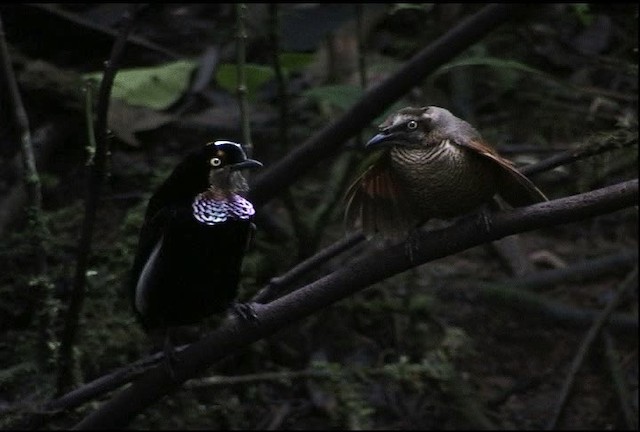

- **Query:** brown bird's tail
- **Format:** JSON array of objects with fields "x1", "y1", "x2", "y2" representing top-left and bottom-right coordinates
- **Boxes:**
[
  {"x1": 462, "y1": 138, "x2": 548, "y2": 207},
  {"x1": 496, "y1": 166, "x2": 548, "y2": 207}
]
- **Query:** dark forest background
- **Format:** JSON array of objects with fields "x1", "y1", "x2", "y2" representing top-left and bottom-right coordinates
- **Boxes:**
[{"x1": 0, "y1": 3, "x2": 637, "y2": 429}]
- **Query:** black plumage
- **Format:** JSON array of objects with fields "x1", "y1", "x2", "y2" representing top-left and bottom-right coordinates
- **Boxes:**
[{"x1": 129, "y1": 140, "x2": 262, "y2": 358}]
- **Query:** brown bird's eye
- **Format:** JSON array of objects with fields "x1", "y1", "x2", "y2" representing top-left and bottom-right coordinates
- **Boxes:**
[
  {"x1": 210, "y1": 157, "x2": 222, "y2": 167},
  {"x1": 407, "y1": 120, "x2": 418, "y2": 130}
]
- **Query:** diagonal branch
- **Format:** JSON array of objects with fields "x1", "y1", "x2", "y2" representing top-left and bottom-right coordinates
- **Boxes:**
[
  {"x1": 73, "y1": 179, "x2": 638, "y2": 429},
  {"x1": 521, "y1": 131, "x2": 637, "y2": 177},
  {"x1": 248, "y1": 3, "x2": 533, "y2": 207},
  {"x1": 546, "y1": 267, "x2": 638, "y2": 430}
]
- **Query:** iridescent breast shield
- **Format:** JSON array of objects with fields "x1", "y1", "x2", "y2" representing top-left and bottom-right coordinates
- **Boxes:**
[{"x1": 192, "y1": 193, "x2": 255, "y2": 225}]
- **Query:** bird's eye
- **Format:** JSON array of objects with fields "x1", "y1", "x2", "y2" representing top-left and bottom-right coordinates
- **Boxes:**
[
  {"x1": 407, "y1": 120, "x2": 418, "y2": 130},
  {"x1": 210, "y1": 157, "x2": 222, "y2": 167}
]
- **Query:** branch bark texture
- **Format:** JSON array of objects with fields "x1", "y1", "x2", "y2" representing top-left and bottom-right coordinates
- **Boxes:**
[{"x1": 74, "y1": 179, "x2": 638, "y2": 429}]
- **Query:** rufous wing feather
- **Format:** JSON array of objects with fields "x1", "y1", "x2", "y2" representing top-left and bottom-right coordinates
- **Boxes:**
[
  {"x1": 461, "y1": 138, "x2": 548, "y2": 207},
  {"x1": 344, "y1": 160, "x2": 415, "y2": 239}
]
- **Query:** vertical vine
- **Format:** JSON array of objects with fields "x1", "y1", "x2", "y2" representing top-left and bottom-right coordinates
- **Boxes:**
[
  {"x1": 354, "y1": 3, "x2": 368, "y2": 148},
  {"x1": 355, "y1": 4, "x2": 367, "y2": 90},
  {"x1": 269, "y1": 3, "x2": 289, "y2": 152},
  {"x1": 236, "y1": 3, "x2": 253, "y2": 157},
  {"x1": 267, "y1": 3, "x2": 309, "y2": 259},
  {"x1": 0, "y1": 12, "x2": 54, "y2": 373},
  {"x1": 55, "y1": 4, "x2": 145, "y2": 395}
]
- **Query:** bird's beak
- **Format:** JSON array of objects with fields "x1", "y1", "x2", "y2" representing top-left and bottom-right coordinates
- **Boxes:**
[
  {"x1": 230, "y1": 158, "x2": 263, "y2": 171},
  {"x1": 365, "y1": 131, "x2": 396, "y2": 149}
]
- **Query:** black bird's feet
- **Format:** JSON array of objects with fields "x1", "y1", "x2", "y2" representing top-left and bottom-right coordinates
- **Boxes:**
[
  {"x1": 232, "y1": 302, "x2": 260, "y2": 325},
  {"x1": 163, "y1": 331, "x2": 180, "y2": 381},
  {"x1": 456, "y1": 205, "x2": 494, "y2": 234},
  {"x1": 475, "y1": 205, "x2": 494, "y2": 234},
  {"x1": 404, "y1": 227, "x2": 422, "y2": 263}
]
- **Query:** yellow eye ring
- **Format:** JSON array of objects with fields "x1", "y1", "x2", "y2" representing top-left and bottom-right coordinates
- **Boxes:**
[
  {"x1": 210, "y1": 157, "x2": 222, "y2": 167},
  {"x1": 407, "y1": 120, "x2": 418, "y2": 130}
]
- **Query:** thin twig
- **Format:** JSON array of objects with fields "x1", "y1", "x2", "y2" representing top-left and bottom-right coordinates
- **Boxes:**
[
  {"x1": 266, "y1": 2, "x2": 306, "y2": 259},
  {"x1": 29, "y1": 4, "x2": 179, "y2": 60},
  {"x1": 0, "y1": 12, "x2": 54, "y2": 371},
  {"x1": 506, "y1": 249, "x2": 638, "y2": 291},
  {"x1": 355, "y1": 4, "x2": 367, "y2": 90},
  {"x1": 186, "y1": 364, "x2": 496, "y2": 428},
  {"x1": 306, "y1": 152, "x2": 360, "y2": 252},
  {"x1": 266, "y1": 1, "x2": 312, "y2": 259},
  {"x1": 546, "y1": 267, "x2": 638, "y2": 430},
  {"x1": 0, "y1": 122, "x2": 71, "y2": 237},
  {"x1": 0, "y1": 17, "x2": 43, "y2": 239},
  {"x1": 47, "y1": 346, "x2": 185, "y2": 414},
  {"x1": 253, "y1": 232, "x2": 365, "y2": 303},
  {"x1": 56, "y1": 4, "x2": 146, "y2": 396},
  {"x1": 601, "y1": 330, "x2": 638, "y2": 430},
  {"x1": 470, "y1": 282, "x2": 637, "y2": 333},
  {"x1": 269, "y1": 3, "x2": 288, "y2": 152},
  {"x1": 186, "y1": 368, "x2": 334, "y2": 388},
  {"x1": 353, "y1": 3, "x2": 367, "y2": 154},
  {"x1": 521, "y1": 131, "x2": 637, "y2": 177},
  {"x1": 83, "y1": 80, "x2": 97, "y2": 165},
  {"x1": 236, "y1": 3, "x2": 252, "y2": 156}
]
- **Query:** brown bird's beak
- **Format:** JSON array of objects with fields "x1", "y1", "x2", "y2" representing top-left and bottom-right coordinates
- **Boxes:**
[
  {"x1": 365, "y1": 131, "x2": 397, "y2": 149},
  {"x1": 230, "y1": 158, "x2": 263, "y2": 171}
]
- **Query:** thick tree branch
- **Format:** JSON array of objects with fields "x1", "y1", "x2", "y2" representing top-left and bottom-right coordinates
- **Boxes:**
[
  {"x1": 472, "y1": 282, "x2": 637, "y2": 332},
  {"x1": 495, "y1": 249, "x2": 638, "y2": 291},
  {"x1": 248, "y1": 3, "x2": 532, "y2": 207},
  {"x1": 73, "y1": 179, "x2": 638, "y2": 429}
]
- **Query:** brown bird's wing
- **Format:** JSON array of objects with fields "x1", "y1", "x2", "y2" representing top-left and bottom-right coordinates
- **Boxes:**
[
  {"x1": 344, "y1": 158, "x2": 415, "y2": 239},
  {"x1": 459, "y1": 138, "x2": 548, "y2": 207}
]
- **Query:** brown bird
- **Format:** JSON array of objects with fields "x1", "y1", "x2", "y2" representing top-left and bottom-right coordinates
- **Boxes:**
[{"x1": 345, "y1": 106, "x2": 548, "y2": 239}]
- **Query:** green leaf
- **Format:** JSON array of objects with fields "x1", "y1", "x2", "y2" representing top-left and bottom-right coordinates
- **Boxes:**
[
  {"x1": 83, "y1": 60, "x2": 199, "y2": 110},
  {"x1": 571, "y1": 3, "x2": 594, "y2": 26},
  {"x1": 215, "y1": 63, "x2": 275, "y2": 102},
  {"x1": 278, "y1": 52, "x2": 315, "y2": 72},
  {"x1": 302, "y1": 84, "x2": 364, "y2": 111},
  {"x1": 303, "y1": 84, "x2": 403, "y2": 125}
]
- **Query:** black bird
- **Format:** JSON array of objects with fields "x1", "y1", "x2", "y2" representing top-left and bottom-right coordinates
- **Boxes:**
[{"x1": 129, "y1": 140, "x2": 262, "y2": 370}]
